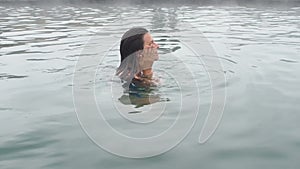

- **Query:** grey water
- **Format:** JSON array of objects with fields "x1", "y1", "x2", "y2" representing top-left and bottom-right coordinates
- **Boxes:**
[{"x1": 0, "y1": 2, "x2": 300, "y2": 169}]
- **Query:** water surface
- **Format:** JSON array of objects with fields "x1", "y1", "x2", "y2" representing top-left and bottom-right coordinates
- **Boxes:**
[{"x1": 0, "y1": 3, "x2": 300, "y2": 169}]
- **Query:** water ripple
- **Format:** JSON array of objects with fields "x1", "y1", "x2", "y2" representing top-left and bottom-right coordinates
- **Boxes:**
[
  {"x1": 279, "y1": 59, "x2": 298, "y2": 63},
  {"x1": 0, "y1": 73, "x2": 28, "y2": 80},
  {"x1": 0, "y1": 4, "x2": 299, "y2": 169}
]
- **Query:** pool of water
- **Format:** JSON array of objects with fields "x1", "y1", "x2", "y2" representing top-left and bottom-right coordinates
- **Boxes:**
[{"x1": 0, "y1": 2, "x2": 300, "y2": 169}]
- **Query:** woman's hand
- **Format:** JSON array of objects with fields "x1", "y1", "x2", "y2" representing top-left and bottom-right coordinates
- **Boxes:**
[{"x1": 138, "y1": 48, "x2": 159, "y2": 70}]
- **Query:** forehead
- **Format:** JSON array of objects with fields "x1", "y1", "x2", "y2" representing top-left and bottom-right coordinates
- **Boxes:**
[{"x1": 143, "y1": 33, "x2": 153, "y2": 43}]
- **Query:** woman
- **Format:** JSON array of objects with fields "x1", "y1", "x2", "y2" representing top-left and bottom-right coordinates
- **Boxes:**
[
  {"x1": 116, "y1": 27, "x2": 159, "y2": 85},
  {"x1": 116, "y1": 27, "x2": 161, "y2": 107}
]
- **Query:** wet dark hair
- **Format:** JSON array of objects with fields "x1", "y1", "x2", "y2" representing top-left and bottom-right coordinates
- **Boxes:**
[{"x1": 120, "y1": 27, "x2": 148, "y2": 63}]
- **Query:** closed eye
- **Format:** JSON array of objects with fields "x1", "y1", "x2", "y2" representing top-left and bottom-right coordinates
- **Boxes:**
[{"x1": 148, "y1": 40, "x2": 154, "y2": 45}]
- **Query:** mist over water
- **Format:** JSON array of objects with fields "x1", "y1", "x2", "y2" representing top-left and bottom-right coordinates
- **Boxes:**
[
  {"x1": 1, "y1": 0, "x2": 300, "y2": 6},
  {"x1": 0, "y1": 0, "x2": 300, "y2": 169}
]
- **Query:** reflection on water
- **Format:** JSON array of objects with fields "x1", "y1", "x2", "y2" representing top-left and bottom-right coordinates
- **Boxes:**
[
  {"x1": 0, "y1": 3, "x2": 300, "y2": 169},
  {"x1": 118, "y1": 77, "x2": 172, "y2": 109},
  {"x1": 118, "y1": 79, "x2": 161, "y2": 108}
]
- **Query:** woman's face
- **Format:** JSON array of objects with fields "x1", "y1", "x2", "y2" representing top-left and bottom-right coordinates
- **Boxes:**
[
  {"x1": 143, "y1": 33, "x2": 159, "y2": 49},
  {"x1": 142, "y1": 33, "x2": 159, "y2": 60}
]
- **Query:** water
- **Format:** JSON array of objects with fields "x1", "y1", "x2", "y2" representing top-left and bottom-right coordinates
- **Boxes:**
[{"x1": 1, "y1": 2, "x2": 300, "y2": 169}]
